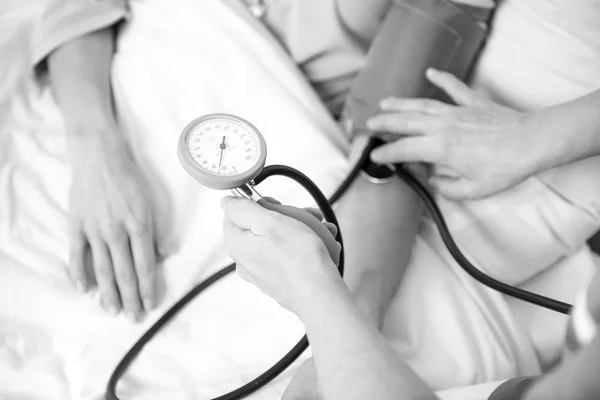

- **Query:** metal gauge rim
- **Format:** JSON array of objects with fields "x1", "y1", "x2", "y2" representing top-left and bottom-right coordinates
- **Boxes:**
[{"x1": 178, "y1": 113, "x2": 267, "y2": 190}]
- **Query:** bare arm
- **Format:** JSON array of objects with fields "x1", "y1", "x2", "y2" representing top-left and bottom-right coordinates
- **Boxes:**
[
  {"x1": 533, "y1": 89, "x2": 600, "y2": 171},
  {"x1": 48, "y1": 28, "x2": 118, "y2": 138},
  {"x1": 222, "y1": 198, "x2": 436, "y2": 400},
  {"x1": 296, "y1": 272, "x2": 437, "y2": 400},
  {"x1": 337, "y1": 138, "x2": 422, "y2": 327},
  {"x1": 48, "y1": 29, "x2": 158, "y2": 321},
  {"x1": 283, "y1": 139, "x2": 423, "y2": 399}
]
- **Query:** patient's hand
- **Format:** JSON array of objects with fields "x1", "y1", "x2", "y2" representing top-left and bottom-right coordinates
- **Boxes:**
[{"x1": 68, "y1": 128, "x2": 157, "y2": 322}]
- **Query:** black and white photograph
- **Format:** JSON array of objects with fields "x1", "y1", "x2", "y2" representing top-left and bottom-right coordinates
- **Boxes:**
[{"x1": 1, "y1": 0, "x2": 599, "y2": 399}]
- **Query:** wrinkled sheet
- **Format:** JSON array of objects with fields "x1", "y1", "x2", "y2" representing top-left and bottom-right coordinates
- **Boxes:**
[{"x1": 2, "y1": 1, "x2": 600, "y2": 400}]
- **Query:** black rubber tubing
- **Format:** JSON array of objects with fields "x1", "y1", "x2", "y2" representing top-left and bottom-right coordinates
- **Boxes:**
[
  {"x1": 106, "y1": 137, "x2": 571, "y2": 400},
  {"x1": 106, "y1": 165, "x2": 346, "y2": 400}
]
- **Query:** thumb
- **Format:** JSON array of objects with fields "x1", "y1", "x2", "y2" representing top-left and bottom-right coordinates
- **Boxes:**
[
  {"x1": 221, "y1": 196, "x2": 279, "y2": 235},
  {"x1": 426, "y1": 69, "x2": 486, "y2": 107}
]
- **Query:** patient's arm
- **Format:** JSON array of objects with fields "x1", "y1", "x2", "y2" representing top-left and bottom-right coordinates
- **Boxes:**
[
  {"x1": 48, "y1": 28, "x2": 158, "y2": 321},
  {"x1": 337, "y1": 137, "x2": 423, "y2": 327},
  {"x1": 284, "y1": 138, "x2": 423, "y2": 399}
]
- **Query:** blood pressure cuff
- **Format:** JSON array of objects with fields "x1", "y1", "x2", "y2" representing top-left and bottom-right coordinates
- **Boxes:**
[{"x1": 341, "y1": 0, "x2": 493, "y2": 136}]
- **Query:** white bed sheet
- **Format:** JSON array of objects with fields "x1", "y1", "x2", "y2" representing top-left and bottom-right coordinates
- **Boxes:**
[{"x1": 2, "y1": 1, "x2": 600, "y2": 400}]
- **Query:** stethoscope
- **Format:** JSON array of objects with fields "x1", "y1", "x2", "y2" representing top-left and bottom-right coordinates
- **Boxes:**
[{"x1": 105, "y1": 113, "x2": 572, "y2": 400}]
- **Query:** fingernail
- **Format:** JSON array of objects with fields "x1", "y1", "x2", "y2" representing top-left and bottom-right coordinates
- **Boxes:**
[
  {"x1": 143, "y1": 298, "x2": 153, "y2": 312},
  {"x1": 370, "y1": 150, "x2": 382, "y2": 162},
  {"x1": 126, "y1": 312, "x2": 138, "y2": 324},
  {"x1": 220, "y1": 196, "x2": 234, "y2": 211},
  {"x1": 76, "y1": 280, "x2": 86, "y2": 293},
  {"x1": 107, "y1": 304, "x2": 118, "y2": 316}
]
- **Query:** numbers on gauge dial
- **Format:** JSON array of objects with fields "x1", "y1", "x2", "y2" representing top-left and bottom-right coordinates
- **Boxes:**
[{"x1": 186, "y1": 118, "x2": 261, "y2": 175}]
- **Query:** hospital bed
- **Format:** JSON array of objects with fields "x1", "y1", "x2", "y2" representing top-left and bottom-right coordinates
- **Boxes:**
[{"x1": 1, "y1": 1, "x2": 600, "y2": 399}]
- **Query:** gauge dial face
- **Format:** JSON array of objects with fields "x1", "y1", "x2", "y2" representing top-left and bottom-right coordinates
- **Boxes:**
[{"x1": 185, "y1": 116, "x2": 262, "y2": 176}]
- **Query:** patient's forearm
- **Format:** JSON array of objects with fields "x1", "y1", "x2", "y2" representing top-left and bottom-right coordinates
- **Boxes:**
[
  {"x1": 48, "y1": 28, "x2": 123, "y2": 147},
  {"x1": 297, "y1": 275, "x2": 437, "y2": 400},
  {"x1": 335, "y1": 175, "x2": 422, "y2": 327},
  {"x1": 536, "y1": 89, "x2": 600, "y2": 172}
]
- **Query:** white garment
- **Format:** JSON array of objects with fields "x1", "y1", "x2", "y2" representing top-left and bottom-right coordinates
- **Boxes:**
[{"x1": 433, "y1": 0, "x2": 600, "y2": 397}]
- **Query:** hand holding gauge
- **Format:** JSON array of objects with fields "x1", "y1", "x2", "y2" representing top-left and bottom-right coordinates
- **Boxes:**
[{"x1": 177, "y1": 113, "x2": 341, "y2": 265}]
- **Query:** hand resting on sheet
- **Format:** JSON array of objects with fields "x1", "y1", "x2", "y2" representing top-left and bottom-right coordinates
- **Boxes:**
[
  {"x1": 47, "y1": 28, "x2": 159, "y2": 322},
  {"x1": 67, "y1": 125, "x2": 158, "y2": 322}
]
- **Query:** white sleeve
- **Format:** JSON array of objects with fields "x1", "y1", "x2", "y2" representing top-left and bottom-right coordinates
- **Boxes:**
[{"x1": 32, "y1": 0, "x2": 130, "y2": 71}]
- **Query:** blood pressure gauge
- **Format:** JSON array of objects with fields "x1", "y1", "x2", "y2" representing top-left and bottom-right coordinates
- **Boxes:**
[
  {"x1": 178, "y1": 113, "x2": 267, "y2": 194},
  {"x1": 177, "y1": 113, "x2": 341, "y2": 266}
]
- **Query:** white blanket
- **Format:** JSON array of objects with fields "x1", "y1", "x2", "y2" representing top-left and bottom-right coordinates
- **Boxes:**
[{"x1": 2, "y1": 1, "x2": 600, "y2": 399}]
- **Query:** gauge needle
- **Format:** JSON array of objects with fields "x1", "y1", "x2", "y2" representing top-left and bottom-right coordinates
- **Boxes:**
[{"x1": 218, "y1": 136, "x2": 227, "y2": 173}]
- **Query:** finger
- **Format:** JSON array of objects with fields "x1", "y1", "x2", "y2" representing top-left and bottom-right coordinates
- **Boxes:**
[
  {"x1": 89, "y1": 239, "x2": 121, "y2": 315},
  {"x1": 303, "y1": 207, "x2": 324, "y2": 221},
  {"x1": 221, "y1": 196, "x2": 279, "y2": 235},
  {"x1": 68, "y1": 231, "x2": 89, "y2": 292},
  {"x1": 432, "y1": 165, "x2": 461, "y2": 179},
  {"x1": 222, "y1": 215, "x2": 261, "y2": 256},
  {"x1": 428, "y1": 176, "x2": 476, "y2": 200},
  {"x1": 426, "y1": 68, "x2": 483, "y2": 107},
  {"x1": 262, "y1": 197, "x2": 282, "y2": 205},
  {"x1": 380, "y1": 97, "x2": 453, "y2": 115},
  {"x1": 236, "y1": 264, "x2": 255, "y2": 283},
  {"x1": 370, "y1": 136, "x2": 444, "y2": 164},
  {"x1": 367, "y1": 112, "x2": 441, "y2": 136},
  {"x1": 107, "y1": 232, "x2": 142, "y2": 322},
  {"x1": 128, "y1": 222, "x2": 156, "y2": 313},
  {"x1": 323, "y1": 222, "x2": 338, "y2": 237}
]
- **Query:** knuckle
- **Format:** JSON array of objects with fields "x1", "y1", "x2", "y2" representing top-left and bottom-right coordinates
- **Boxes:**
[
  {"x1": 429, "y1": 139, "x2": 448, "y2": 163},
  {"x1": 103, "y1": 225, "x2": 127, "y2": 243},
  {"x1": 438, "y1": 134, "x2": 453, "y2": 152},
  {"x1": 128, "y1": 217, "x2": 152, "y2": 236},
  {"x1": 69, "y1": 227, "x2": 86, "y2": 243},
  {"x1": 377, "y1": 115, "x2": 393, "y2": 130},
  {"x1": 421, "y1": 99, "x2": 439, "y2": 112},
  {"x1": 69, "y1": 217, "x2": 85, "y2": 233}
]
